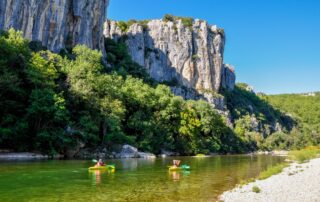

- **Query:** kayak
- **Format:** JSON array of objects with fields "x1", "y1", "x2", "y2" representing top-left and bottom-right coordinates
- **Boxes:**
[
  {"x1": 88, "y1": 165, "x2": 115, "y2": 171},
  {"x1": 168, "y1": 165, "x2": 190, "y2": 171}
]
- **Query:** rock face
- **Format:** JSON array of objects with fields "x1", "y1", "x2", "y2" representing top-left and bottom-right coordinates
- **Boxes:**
[
  {"x1": 0, "y1": 0, "x2": 109, "y2": 52},
  {"x1": 221, "y1": 64, "x2": 236, "y2": 90},
  {"x1": 104, "y1": 19, "x2": 236, "y2": 97}
]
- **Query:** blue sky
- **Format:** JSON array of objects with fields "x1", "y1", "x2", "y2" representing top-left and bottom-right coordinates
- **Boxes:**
[{"x1": 108, "y1": 0, "x2": 320, "y2": 94}]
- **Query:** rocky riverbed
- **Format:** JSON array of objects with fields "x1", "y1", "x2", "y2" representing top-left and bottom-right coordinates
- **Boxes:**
[{"x1": 220, "y1": 158, "x2": 320, "y2": 202}]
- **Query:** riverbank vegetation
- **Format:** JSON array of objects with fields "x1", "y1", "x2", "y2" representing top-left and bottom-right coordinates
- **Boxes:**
[
  {"x1": 288, "y1": 146, "x2": 320, "y2": 163},
  {"x1": 239, "y1": 162, "x2": 289, "y2": 186},
  {"x1": 257, "y1": 162, "x2": 289, "y2": 180},
  {"x1": 0, "y1": 29, "x2": 248, "y2": 156}
]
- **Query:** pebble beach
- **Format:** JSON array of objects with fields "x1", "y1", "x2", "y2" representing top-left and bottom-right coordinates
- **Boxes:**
[{"x1": 220, "y1": 158, "x2": 320, "y2": 202}]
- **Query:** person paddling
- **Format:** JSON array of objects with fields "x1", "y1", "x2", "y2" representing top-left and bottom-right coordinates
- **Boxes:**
[
  {"x1": 172, "y1": 160, "x2": 181, "y2": 168},
  {"x1": 95, "y1": 159, "x2": 105, "y2": 167}
]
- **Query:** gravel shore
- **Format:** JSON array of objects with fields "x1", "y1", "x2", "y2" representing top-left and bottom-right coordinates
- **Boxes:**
[{"x1": 220, "y1": 158, "x2": 320, "y2": 202}]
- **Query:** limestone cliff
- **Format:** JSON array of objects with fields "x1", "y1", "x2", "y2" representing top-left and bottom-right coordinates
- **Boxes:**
[
  {"x1": 0, "y1": 0, "x2": 109, "y2": 52},
  {"x1": 221, "y1": 64, "x2": 236, "y2": 90},
  {"x1": 104, "y1": 18, "x2": 236, "y2": 105}
]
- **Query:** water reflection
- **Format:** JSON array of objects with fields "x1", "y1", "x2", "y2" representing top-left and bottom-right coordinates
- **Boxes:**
[
  {"x1": 90, "y1": 170, "x2": 102, "y2": 185},
  {"x1": 121, "y1": 158, "x2": 156, "y2": 171},
  {"x1": 182, "y1": 170, "x2": 190, "y2": 176},
  {"x1": 169, "y1": 171, "x2": 181, "y2": 181},
  {"x1": 169, "y1": 170, "x2": 190, "y2": 181},
  {"x1": 89, "y1": 169, "x2": 115, "y2": 185}
]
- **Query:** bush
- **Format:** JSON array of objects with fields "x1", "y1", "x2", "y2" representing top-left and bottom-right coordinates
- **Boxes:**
[
  {"x1": 29, "y1": 41, "x2": 47, "y2": 52},
  {"x1": 180, "y1": 17, "x2": 193, "y2": 28},
  {"x1": 217, "y1": 28, "x2": 225, "y2": 38},
  {"x1": 252, "y1": 186, "x2": 261, "y2": 193},
  {"x1": 117, "y1": 21, "x2": 130, "y2": 32},
  {"x1": 192, "y1": 54, "x2": 199, "y2": 61},
  {"x1": 163, "y1": 14, "x2": 175, "y2": 22}
]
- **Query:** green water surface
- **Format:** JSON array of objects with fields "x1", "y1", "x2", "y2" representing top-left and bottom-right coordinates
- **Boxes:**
[{"x1": 0, "y1": 155, "x2": 284, "y2": 202}]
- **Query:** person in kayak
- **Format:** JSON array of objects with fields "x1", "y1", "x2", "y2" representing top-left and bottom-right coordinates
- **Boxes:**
[
  {"x1": 95, "y1": 159, "x2": 105, "y2": 167},
  {"x1": 172, "y1": 160, "x2": 181, "y2": 168}
]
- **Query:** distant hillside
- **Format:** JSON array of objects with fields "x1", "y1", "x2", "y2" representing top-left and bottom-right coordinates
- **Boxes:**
[
  {"x1": 222, "y1": 83, "x2": 296, "y2": 150},
  {"x1": 263, "y1": 93, "x2": 320, "y2": 149}
]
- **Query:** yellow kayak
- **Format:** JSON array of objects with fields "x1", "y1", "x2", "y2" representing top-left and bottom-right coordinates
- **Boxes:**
[
  {"x1": 168, "y1": 165, "x2": 190, "y2": 171},
  {"x1": 88, "y1": 165, "x2": 115, "y2": 171}
]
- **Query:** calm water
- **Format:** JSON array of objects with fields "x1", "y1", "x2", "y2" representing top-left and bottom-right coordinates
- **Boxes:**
[{"x1": 0, "y1": 155, "x2": 284, "y2": 202}]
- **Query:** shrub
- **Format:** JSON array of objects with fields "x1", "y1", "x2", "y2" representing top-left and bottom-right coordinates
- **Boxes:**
[
  {"x1": 192, "y1": 54, "x2": 199, "y2": 61},
  {"x1": 180, "y1": 17, "x2": 193, "y2": 28},
  {"x1": 29, "y1": 41, "x2": 47, "y2": 52},
  {"x1": 217, "y1": 28, "x2": 225, "y2": 37},
  {"x1": 252, "y1": 186, "x2": 261, "y2": 193},
  {"x1": 117, "y1": 21, "x2": 129, "y2": 32},
  {"x1": 138, "y1": 20, "x2": 150, "y2": 32},
  {"x1": 163, "y1": 14, "x2": 175, "y2": 22}
]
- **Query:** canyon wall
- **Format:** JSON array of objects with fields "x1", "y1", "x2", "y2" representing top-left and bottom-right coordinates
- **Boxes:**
[
  {"x1": 0, "y1": 0, "x2": 109, "y2": 52},
  {"x1": 104, "y1": 19, "x2": 236, "y2": 96}
]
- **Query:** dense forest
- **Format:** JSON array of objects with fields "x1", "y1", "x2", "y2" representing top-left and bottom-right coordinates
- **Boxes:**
[{"x1": 0, "y1": 29, "x2": 318, "y2": 157}]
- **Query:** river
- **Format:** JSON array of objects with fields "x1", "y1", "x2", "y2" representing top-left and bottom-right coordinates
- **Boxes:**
[{"x1": 0, "y1": 155, "x2": 284, "y2": 201}]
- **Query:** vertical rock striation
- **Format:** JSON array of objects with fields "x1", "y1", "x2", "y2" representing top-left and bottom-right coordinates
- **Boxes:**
[
  {"x1": 104, "y1": 19, "x2": 236, "y2": 106},
  {"x1": 0, "y1": 0, "x2": 109, "y2": 53}
]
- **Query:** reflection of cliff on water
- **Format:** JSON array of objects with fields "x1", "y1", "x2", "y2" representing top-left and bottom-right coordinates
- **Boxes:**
[{"x1": 120, "y1": 158, "x2": 156, "y2": 171}]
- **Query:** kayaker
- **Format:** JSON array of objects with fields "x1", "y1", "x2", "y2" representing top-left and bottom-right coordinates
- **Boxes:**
[
  {"x1": 172, "y1": 160, "x2": 181, "y2": 168},
  {"x1": 95, "y1": 159, "x2": 105, "y2": 167}
]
